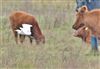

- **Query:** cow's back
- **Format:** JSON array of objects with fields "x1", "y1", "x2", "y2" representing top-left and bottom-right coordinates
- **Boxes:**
[{"x1": 9, "y1": 11, "x2": 37, "y2": 28}]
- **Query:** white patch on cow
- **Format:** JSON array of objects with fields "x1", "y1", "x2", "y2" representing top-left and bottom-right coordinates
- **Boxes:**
[{"x1": 15, "y1": 24, "x2": 32, "y2": 35}]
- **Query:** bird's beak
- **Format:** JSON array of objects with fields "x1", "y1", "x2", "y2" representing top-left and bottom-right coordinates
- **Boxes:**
[{"x1": 20, "y1": 27, "x2": 23, "y2": 30}]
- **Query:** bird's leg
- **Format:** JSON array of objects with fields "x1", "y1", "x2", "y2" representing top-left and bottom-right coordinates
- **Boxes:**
[
  {"x1": 28, "y1": 36, "x2": 33, "y2": 44},
  {"x1": 19, "y1": 35, "x2": 25, "y2": 44}
]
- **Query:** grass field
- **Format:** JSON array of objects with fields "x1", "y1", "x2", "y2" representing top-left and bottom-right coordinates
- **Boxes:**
[{"x1": 0, "y1": 0, "x2": 100, "y2": 69}]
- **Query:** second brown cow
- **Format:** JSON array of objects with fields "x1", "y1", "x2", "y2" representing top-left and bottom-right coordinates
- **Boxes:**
[{"x1": 72, "y1": 6, "x2": 100, "y2": 39}]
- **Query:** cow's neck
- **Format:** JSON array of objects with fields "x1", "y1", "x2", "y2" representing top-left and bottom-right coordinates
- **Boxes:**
[{"x1": 33, "y1": 23, "x2": 43, "y2": 40}]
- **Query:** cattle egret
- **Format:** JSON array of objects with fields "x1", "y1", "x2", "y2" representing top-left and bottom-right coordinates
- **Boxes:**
[{"x1": 15, "y1": 24, "x2": 32, "y2": 35}]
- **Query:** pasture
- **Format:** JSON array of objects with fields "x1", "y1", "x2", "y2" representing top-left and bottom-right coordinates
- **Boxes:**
[{"x1": 0, "y1": 0, "x2": 100, "y2": 69}]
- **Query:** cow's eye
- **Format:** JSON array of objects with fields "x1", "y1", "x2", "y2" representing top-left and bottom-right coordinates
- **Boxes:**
[{"x1": 80, "y1": 23, "x2": 84, "y2": 27}]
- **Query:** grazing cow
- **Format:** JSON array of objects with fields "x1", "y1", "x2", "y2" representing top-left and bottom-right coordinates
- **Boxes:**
[
  {"x1": 73, "y1": 26, "x2": 91, "y2": 44},
  {"x1": 72, "y1": 6, "x2": 100, "y2": 39},
  {"x1": 9, "y1": 11, "x2": 45, "y2": 44}
]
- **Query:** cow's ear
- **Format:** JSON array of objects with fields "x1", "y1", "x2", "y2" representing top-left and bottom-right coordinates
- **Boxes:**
[{"x1": 80, "y1": 6, "x2": 88, "y2": 13}]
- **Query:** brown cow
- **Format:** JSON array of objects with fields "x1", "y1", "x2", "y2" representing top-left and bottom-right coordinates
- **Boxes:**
[
  {"x1": 73, "y1": 26, "x2": 91, "y2": 44},
  {"x1": 72, "y1": 6, "x2": 100, "y2": 39},
  {"x1": 9, "y1": 11, "x2": 45, "y2": 44}
]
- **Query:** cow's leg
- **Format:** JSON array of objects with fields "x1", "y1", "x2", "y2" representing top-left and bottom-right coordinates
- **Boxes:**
[
  {"x1": 30, "y1": 38, "x2": 33, "y2": 44},
  {"x1": 19, "y1": 35, "x2": 25, "y2": 44},
  {"x1": 12, "y1": 25, "x2": 19, "y2": 44},
  {"x1": 14, "y1": 31, "x2": 18, "y2": 44},
  {"x1": 29, "y1": 36, "x2": 33, "y2": 44}
]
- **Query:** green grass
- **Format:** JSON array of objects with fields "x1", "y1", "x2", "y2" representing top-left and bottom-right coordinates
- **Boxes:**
[{"x1": 0, "y1": 1, "x2": 100, "y2": 69}]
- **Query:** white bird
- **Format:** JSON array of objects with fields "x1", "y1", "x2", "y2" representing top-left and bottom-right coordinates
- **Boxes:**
[{"x1": 15, "y1": 24, "x2": 32, "y2": 36}]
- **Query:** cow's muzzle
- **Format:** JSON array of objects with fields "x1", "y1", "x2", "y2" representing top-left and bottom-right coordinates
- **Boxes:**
[
  {"x1": 72, "y1": 24, "x2": 78, "y2": 30},
  {"x1": 72, "y1": 23, "x2": 84, "y2": 30}
]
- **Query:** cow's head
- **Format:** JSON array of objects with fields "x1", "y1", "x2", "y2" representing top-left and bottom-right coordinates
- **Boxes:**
[
  {"x1": 36, "y1": 35, "x2": 45, "y2": 44},
  {"x1": 72, "y1": 6, "x2": 88, "y2": 30}
]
